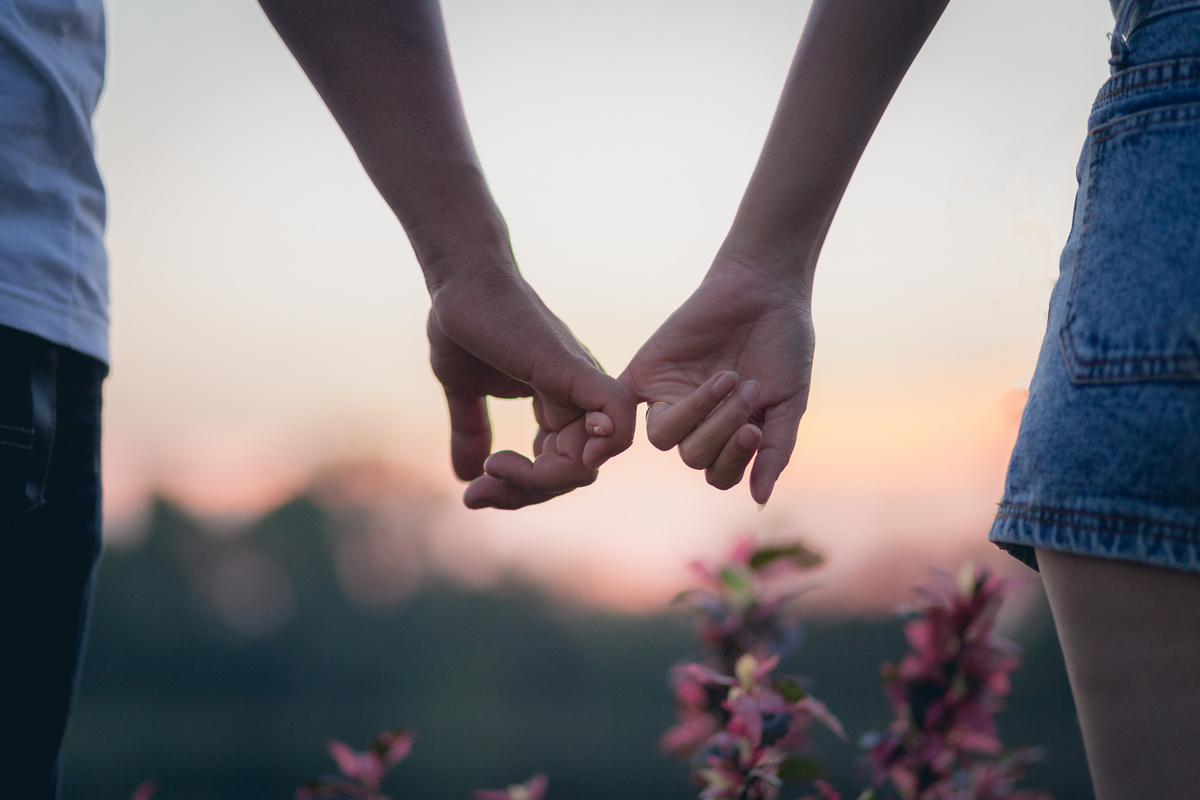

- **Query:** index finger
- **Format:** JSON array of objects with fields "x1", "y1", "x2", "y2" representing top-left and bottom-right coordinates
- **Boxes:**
[
  {"x1": 446, "y1": 394, "x2": 492, "y2": 481},
  {"x1": 645, "y1": 371, "x2": 739, "y2": 451}
]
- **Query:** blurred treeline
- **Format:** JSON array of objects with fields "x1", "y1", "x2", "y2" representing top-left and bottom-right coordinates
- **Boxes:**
[{"x1": 63, "y1": 493, "x2": 1093, "y2": 799}]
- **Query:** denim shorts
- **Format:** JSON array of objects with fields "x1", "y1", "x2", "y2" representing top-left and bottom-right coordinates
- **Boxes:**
[{"x1": 989, "y1": 0, "x2": 1200, "y2": 572}]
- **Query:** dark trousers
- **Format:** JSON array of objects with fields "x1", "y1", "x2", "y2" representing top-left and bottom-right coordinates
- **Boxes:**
[{"x1": 0, "y1": 325, "x2": 106, "y2": 799}]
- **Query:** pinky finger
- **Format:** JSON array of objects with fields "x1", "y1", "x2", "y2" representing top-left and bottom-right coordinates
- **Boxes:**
[
  {"x1": 705, "y1": 423, "x2": 761, "y2": 491},
  {"x1": 584, "y1": 410, "x2": 614, "y2": 437},
  {"x1": 748, "y1": 402, "x2": 804, "y2": 507}
]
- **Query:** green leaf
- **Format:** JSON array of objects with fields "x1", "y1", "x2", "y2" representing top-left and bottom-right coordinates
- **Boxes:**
[
  {"x1": 772, "y1": 677, "x2": 807, "y2": 703},
  {"x1": 777, "y1": 754, "x2": 825, "y2": 783},
  {"x1": 719, "y1": 566, "x2": 751, "y2": 596},
  {"x1": 749, "y1": 542, "x2": 824, "y2": 571}
]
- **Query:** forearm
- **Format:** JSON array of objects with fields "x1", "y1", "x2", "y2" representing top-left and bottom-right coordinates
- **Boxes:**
[
  {"x1": 721, "y1": 0, "x2": 951, "y2": 286},
  {"x1": 257, "y1": 0, "x2": 512, "y2": 292}
]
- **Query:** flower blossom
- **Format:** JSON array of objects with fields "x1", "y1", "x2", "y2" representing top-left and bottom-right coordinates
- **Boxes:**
[
  {"x1": 674, "y1": 536, "x2": 822, "y2": 673},
  {"x1": 862, "y1": 564, "x2": 1051, "y2": 800},
  {"x1": 666, "y1": 537, "x2": 841, "y2": 800},
  {"x1": 296, "y1": 728, "x2": 415, "y2": 800}
]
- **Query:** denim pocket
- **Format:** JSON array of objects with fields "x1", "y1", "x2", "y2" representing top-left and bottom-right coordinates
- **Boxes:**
[
  {"x1": 1059, "y1": 98, "x2": 1200, "y2": 383},
  {"x1": 0, "y1": 333, "x2": 56, "y2": 524}
]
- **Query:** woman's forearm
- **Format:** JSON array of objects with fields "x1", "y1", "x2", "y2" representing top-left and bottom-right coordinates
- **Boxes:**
[{"x1": 721, "y1": 0, "x2": 951, "y2": 286}]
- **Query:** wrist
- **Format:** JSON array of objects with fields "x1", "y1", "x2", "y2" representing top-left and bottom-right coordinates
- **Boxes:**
[
  {"x1": 715, "y1": 216, "x2": 830, "y2": 299},
  {"x1": 408, "y1": 210, "x2": 517, "y2": 298},
  {"x1": 703, "y1": 252, "x2": 816, "y2": 312}
]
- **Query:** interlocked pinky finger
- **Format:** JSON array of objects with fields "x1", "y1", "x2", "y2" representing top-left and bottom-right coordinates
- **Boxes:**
[{"x1": 584, "y1": 410, "x2": 614, "y2": 437}]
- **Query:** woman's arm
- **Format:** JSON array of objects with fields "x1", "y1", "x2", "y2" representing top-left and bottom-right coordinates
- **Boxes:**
[
  {"x1": 721, "y1": 0, "x2": 951, "y2": 286},
  {"x1": 623, "y1": 0, "x2": 951, "y2": 504}
]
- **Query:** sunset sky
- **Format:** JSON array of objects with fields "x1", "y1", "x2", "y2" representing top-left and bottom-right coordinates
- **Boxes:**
[{"x1": 95, "y1": 0, "x2": 1118, "y2": 612}]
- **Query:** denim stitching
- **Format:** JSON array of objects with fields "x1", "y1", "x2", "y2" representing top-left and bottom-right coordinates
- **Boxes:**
[
  {"x1": 1094, "y1": 59, "x2": 1200, "y2": 104},
  {"x1": 997, "y1": 502, "x2": 1200, "y2": 540},
  {"x1": 1059, "y1": 99, "x2": 1200, "y2": 380},
  {"x1": 1090, "y1": 100, "x2": 1200, "y2": 143},
  {"x1": 1057, "y1": 121, "x2": 1102, "y2": 379},
  {"x1": 993, "y1": 511, "x2": 1200, "y2": 570}
]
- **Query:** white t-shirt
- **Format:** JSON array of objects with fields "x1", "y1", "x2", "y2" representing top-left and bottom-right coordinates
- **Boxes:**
[{"x1": 0, "y1": 0, "x2": 108, "y2": 363}]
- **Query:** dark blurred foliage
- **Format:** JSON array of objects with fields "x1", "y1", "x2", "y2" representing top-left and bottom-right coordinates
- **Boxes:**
[{"x1": 62, "y1": 496, "x2": 1092, "y2": 800}]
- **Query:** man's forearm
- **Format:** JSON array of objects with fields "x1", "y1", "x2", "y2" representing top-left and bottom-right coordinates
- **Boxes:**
[
  {"x1": 721, "y1": 0, "x2": 951, "y2": 285},
  {"x1": 257, "y1": 0, "x2": 512, "y2": 292}
]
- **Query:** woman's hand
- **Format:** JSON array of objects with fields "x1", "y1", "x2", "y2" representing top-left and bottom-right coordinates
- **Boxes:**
[{"x1": 620, "y1": 258, "x2": 815, "y2": 505}]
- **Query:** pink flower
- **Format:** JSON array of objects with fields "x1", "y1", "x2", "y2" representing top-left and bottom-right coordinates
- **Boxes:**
[
  {"x1": 327, "y1": 740, "x2": 385, "y2": 785},
  {"x1": 865, "y1": 564, "x2": 1048, "y2": 800},
  {"x1": 325, "y1": 728, "x2": 413, "y2": 786},
  {"x1": 373, "y1": 729, "x2": 416, "y2": 771},
  {"x1": 667, "y1": 537, "x2": 839, "y2": 800},
  {"x1": 660, "y1": 661, "x2": 734, "y2": 756},
  {"x1": 699, "y1": 746, "x2": 786, "y2": 800},
  {"x1": 131, "y1": 780, "x2": 158, "y2": 800},
  {"x1": 297, "y1": 728, "x2": 415, "y2": 800},
  {"x1": 676, "y1": 536, "x2": 823, "y2": 672},
  {"x1": 473, "y1": 773, "x2": 549, "y2": 800}
]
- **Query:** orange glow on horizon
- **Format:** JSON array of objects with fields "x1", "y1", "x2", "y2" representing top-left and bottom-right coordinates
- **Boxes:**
[{"x1": 102, "y1": 381, "x2": 1030, "y2": 617}]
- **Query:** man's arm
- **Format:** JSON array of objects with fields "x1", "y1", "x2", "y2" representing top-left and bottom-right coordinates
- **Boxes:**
[
  {"x1": 622, "y1": 0, "x2": 951, "y2": 505},
  {"x1": 257, "y1": 0, "x2": 636, "y2": 508},
  {"x1": 258, "y1": 0, "x2": 502, "y2": 289}
]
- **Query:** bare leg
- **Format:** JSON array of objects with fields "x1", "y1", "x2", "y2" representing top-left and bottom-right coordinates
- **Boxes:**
[{"x1": 1037, "y1": 548, "x2": 1200, "y2": 800}]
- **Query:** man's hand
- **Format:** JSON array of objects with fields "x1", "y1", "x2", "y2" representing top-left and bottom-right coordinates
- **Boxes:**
[
  {"x1": 256, "y1": 0, "x2": 636, "y2": 508},
  {"x1": 620, "y1": 258, "x2": 815, "y2": 506},
  {"x1": 429, "y1": 263, "x2": 636, "y2": 509}
]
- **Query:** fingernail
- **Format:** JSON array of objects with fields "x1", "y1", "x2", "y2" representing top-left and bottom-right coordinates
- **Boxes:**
[
  {"x1": 712, "y1": 371, "x2": 737, "y2": 398},
  {"x1": 738, "y1": 381, "x2": 761, "y2": 405},
  {"x1": 590, "y1": 423, "x2": 606, "y2": 436},
  {"x1": 756, "y1": 502, "x2": 767, "y2": 511}
]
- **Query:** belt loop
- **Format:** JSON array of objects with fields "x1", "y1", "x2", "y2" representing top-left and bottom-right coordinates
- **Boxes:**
[{"x1": 1110, "y1": 0, "x2": 1144, "y2": 71}]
